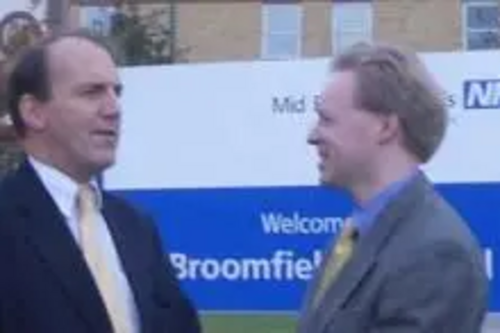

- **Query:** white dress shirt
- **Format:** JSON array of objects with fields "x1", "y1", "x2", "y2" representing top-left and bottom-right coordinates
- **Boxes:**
[{"x1": 29, "y1": 156, "x2": 140, "y2": 333}]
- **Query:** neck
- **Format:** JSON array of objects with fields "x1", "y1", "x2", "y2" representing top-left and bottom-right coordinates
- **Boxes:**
[
  {"x1": 350, "y1": 154, "x2": 419, "y2": 206},
  {"x1": 22, "y1": 140, "x2": 92, "y2": 184}
]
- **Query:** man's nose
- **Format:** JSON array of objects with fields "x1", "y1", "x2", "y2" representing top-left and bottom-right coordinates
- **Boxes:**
[{"x1": 102, "y1": 88, "x2": 120, "y2": 117}]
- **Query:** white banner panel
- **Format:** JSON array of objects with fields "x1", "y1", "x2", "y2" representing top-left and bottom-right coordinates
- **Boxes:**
[{"x1": 104, "y1": 51, "x2": 500, "y2": 190}]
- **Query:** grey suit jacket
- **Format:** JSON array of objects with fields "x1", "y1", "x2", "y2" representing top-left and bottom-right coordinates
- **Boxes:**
[{"x1": 297, "y1": 173, "x2": 489, "y2": 333}]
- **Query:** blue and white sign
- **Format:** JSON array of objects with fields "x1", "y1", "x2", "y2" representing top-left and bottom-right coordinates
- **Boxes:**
[
  {"x1": 464, "y1": 79, "x2": 500, "y2": 109},
  {"x1": 104, "y1": 51, "x2": 500, "y2": 312}
]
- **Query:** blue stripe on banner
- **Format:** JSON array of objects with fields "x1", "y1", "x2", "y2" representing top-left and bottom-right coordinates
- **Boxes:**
[{"x1": 111, "y1": 183, "x2": 500, "y2": 311}]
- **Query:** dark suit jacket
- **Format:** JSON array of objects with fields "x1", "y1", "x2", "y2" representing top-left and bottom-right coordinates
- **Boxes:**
[
  {"x1": 297, "y1": 172, "x2": 489, "y2": 333},
  {"x1": 0, "y1": 160, "x2": 201, "y2": 333}
]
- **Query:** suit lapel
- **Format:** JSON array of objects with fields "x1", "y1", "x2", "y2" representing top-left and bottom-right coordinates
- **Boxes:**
[
  {"x1": 10, "y1": 161, "x2": 112, "y2": 332},
  {"x1": 297, "y1": 232, "x2": 339, "y2": 332},
  {"x1": 306, "y1": 173, "x2": 430, "y2": 333},
  {"x1": 103, "y1": 198, "x2": 151, "y2": 333},
  {"x1": 309, "y1": 239, "x2": 377, "y2": 333}
]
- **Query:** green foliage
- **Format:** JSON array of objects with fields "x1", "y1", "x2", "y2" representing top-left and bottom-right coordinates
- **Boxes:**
[{"x1": 106, "y1": 3, "x2": 187, "y2": 66}]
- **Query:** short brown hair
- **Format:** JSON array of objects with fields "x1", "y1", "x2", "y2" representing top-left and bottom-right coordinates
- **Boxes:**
[{"x1": 331, "y1": 42, "x2": 448, "y2": 163}]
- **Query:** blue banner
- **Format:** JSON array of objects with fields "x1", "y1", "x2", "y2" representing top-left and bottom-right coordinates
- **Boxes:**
[{"x1": 112, "y1": 183, "x2": 500, "y2": 312}]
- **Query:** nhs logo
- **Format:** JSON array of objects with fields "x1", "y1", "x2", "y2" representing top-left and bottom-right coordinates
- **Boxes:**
[{"x1": 464, "y1": 79, "x2": 500, "y2": 109}]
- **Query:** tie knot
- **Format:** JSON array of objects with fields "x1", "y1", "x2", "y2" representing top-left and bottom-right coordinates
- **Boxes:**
[
  {"x1": 341, "y1": 217, "x2": 359, "y2": 241},
  {"x1": 77, "y1": 184, "x2": 99, "y2": 212}
]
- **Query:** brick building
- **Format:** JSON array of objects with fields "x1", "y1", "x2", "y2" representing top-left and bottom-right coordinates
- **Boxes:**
[
  {"x1": 69, "y1": 0, "x2": 499, "y2": 63},
  {"x1": 0, "y1": 0, "x2": 497, "y2": 63}
]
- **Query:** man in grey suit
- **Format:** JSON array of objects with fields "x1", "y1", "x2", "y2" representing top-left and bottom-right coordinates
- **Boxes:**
[{"x1": 298, "y1": 42, "x2": 489, "y2": 333}]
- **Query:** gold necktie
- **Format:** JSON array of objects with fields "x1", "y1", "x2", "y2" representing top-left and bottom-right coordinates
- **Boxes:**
[
  {"x1": 313, "y1": 217, "x2": 358, "y2": 308},
  {"x1": 77, "y1": 184, "x2": 132, "y2": 333}
]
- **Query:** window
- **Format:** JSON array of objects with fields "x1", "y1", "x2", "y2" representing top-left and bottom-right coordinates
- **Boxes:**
[
  {"x1": 462, "y1": 0, "x2": 500, "y2": 50},
  {"x1": 331, "y1": 2, "x2": 373, "y2": 55},
  {"x1": 261, "y1": 2, "x2": 302, "y2": 60},
  {"x1": 79, "y1": 6, "x2": 114, "y2": 36}
]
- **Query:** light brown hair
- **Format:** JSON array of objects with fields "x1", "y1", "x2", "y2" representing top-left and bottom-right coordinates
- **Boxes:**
[{"x1": 332, "y1": 42, "x2": 448, "y2": 163}]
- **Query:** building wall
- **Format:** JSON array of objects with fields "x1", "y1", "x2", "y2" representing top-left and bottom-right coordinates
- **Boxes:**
[
  {"x1": 375, "y1": 0, "x2": 462, "y2": 52},
  {"x1": 302, "y1": 1, "x2": 332, "y2": 58},
  {"x1": 177, "y1": 2, "x2": 260, "y2": 62},
  {"x1": 174, "y1": 0, "x2": 462, "y2": 62},
  {"x1": 65, "y1": 0, "x2": 468, "y2": 63}
]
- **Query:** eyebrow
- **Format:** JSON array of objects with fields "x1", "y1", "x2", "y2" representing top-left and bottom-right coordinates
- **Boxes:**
[{"x1": 77, "y1": 82, "x2": 123, "y2": 96}]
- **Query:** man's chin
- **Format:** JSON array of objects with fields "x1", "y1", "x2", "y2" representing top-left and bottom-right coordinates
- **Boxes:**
[
  {"x1": 319, "y1": 173, "x2": 340, "y2": 187},
  {"x1": 99, "y1": 158, "x2": 115, "y2": 171},
  {"x1": 319, "y1": 173, "x2": 332, "y2": 186},
  {"x1": 90, "y1": 155, "x2": 116, "y2": 174}
]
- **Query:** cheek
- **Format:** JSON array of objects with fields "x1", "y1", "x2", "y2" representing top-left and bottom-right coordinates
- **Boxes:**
[
  {"x1": 319, "y1": 136, "x2": 342, "y2": 165},
  {"x1": 352, "y1": 114, "x2": 380, "y2": 142},
  {"x1": 51, "y1": 115, "x2": 81, "y2": 139},
  {"x1": 45, "y1": 111, "x2": 69, "y2": 136},
  {"x1": 322, "y1": 126, "x2": 347, "y2": 149},
  {"x1": 323, "y1": 128, "x2": 365, "y2": 162},
  {"x1": 46, "y1": 108, "x2": 90, "y2": 145},
  {"x1": 353, "y1": 126, "x2": 377, "y2": 152},
  {"x1": 60, "y1": 103, "x2": 92, "y2": 128}
]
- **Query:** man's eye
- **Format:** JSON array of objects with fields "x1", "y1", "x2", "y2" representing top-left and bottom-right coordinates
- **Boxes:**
[{"x1": 83, "y1": 87, "x2": 102, "y2": 96}]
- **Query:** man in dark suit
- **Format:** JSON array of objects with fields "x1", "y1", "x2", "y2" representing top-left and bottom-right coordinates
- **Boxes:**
[
  {"x1": 298, "y1": 42, "x2": 489, "y2": 332},
  {"x1": 0, "y1": 31, "x2": 201, "y2": 333}
]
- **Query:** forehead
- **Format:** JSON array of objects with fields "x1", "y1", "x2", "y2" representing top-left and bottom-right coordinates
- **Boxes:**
[
  {"x1": 321, "y1": 70, "x2": 357, "y2": 107},
  {"x1": 47, "y1": 37, "x2": 118, "y2": 86}
]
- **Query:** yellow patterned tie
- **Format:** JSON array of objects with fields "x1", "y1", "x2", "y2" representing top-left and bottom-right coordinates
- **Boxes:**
[
  {"x1": 77, "y1": 184, "x2": 132, "y2": 333},
  {"x1": 313, "y1": 217, "x2": 358, "y2": 308}
]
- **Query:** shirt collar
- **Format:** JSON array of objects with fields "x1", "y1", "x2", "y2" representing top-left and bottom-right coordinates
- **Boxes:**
[
  {"x1": 351, "y1": 168, "x2": 420, "y2": 236},
  {"x1": 29, "y1": 156, "x2": 103, "y2": 219}
]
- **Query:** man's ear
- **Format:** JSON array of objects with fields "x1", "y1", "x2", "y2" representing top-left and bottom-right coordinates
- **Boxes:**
[
  {"x1": 18, "y1": 94, "x2": 47, "y2": 132},
  {"x1": 377, "y1": 114, "x2": 400, "y2": 145}
]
